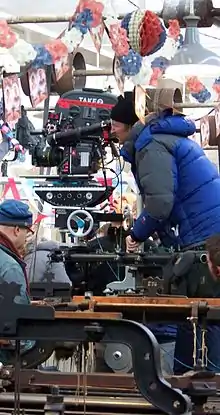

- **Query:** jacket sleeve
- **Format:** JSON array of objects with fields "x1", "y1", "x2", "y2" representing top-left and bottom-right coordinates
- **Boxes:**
[
  {"x1": 130, "y1": 143, "x2": 177, "y2": 242},
  {"x1": 2, "y1": 264, "x2": 30, "y2": 305}
]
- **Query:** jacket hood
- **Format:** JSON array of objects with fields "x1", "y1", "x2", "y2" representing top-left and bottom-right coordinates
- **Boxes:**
[{"x1": 121, "y1": 111, "x2": 196, "y2": 162}]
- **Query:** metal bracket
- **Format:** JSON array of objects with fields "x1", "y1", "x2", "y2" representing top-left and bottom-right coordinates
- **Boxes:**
[
  {"x1": 0, "y1": 281, "x2": 54, "y2": 336},
  {"x1": 3, "y1": 340, "x2": 54, "y2": 369},
  {"x1": 106, "y1": 268, "x2": 135, "y2": 293},
  {"x1": 30, "y1": 281, "x2": 72, "y2": 301}
]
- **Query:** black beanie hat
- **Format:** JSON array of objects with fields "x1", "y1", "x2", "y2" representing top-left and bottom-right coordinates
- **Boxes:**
[{"x1": 111, "y1": 91, "x2": 139, "y2": 126}]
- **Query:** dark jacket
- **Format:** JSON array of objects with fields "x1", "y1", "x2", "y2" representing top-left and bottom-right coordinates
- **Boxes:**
[
  {"x1": 0, "y1": 244, "x2": 31, "y2": 364},
  {"x1": 0, "y1": 244, "x2": 30, "y2": 304},
  {"x1": 121, "y1": 111, "x2": 220, "y2": 248}
]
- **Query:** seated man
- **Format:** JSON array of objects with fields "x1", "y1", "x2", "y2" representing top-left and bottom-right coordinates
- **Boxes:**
[
  {"x1": 0, "y1": 199, "x2": 34, "y2": 363},
  {"x1": 24, "y1": 239, "x2": 72, "y2": 286},
  {"x1": 0, "y1": 199, "x2": 33, "y2": 303}
]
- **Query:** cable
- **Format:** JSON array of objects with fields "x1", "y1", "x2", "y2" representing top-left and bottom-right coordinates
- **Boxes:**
[
  {"x1": 127, "y1": 0, "x2": 139, "y2": 9},
  {"x1": 27, "y1": 223, "x2": 42, "y2": 283},
  {"x1": 104, "y1": 163, "x2": 125, "y2": 189},
  {"x1": 161, "y1": 345, "x2": 194, "y2": 370},
  {"x1": 104, "y1": 167, "x2": 120, "y2": 189},
  {"x1": 95, "y1": 234, "x2": 120, "y2": 280},
  {"x1": 199, "y1": 32, "x2": 220, "y2": 42},
  {"x1": 161, "y1": 337, "x2": 220, "y2": 372}
]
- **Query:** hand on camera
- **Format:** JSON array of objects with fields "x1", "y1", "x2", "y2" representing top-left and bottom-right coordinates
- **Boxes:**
[{"x1": 126, "y1": 235, "x2": 140, "y2": 252}]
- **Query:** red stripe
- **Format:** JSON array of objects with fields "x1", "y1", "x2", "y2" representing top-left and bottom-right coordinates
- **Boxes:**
[
  {"x1": 57, "y1": 98, "x2": 114, "y2": 110},
  {"x1": 2, "y1": 178, "x2": 21, "y2": 200}
]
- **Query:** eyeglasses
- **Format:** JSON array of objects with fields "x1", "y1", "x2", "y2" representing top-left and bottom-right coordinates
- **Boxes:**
[{"x1": 19, "y1": 226, "x2": 34, "y2": 235}]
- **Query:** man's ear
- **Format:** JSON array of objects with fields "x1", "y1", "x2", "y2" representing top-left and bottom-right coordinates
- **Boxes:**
[{"x1": 14, "y1": 226, "x2": 20, "y2": 237}]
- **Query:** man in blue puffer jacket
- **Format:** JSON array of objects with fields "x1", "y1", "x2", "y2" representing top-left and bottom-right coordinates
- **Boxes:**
[
  {"x1": 111, "y1": 93, "x2": 177, "y2": 374},
  {"x1": 111, "y1": 92, "x2": 220, "y2": 374}
]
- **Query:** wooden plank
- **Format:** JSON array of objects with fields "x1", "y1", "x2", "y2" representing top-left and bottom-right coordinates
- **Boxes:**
[
  {"x1": 55, "y1": 311, "x2": 122, "y2": 319},
  {"x1": 72, "y1": 296, "x2": 220, "y2": 307},
  {"x1": 18, "y1": 370, "x2": 220, "y2": 392}
]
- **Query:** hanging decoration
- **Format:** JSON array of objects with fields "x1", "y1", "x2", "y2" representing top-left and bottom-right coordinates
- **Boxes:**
[
  {"x1": 148, "y1": 19, "x2": 180, "y2": 86},
  {"x1": 74, "y1": 0, "x2": 104, "y2": 28},
  {"x1": 139, "y1": 11, "x2": 166, "y2": 57},
  {"x1": 3, "y1": 75, "x2": 21, "y2": 127},
  {"x1": 109, "y1": 23, "x2": 129, "y2": 57},
  {"x1": 9, "y1": 39, "x2": 37, "y2": 67},
  {"x1": 213, "y1": 77, "x2": 220, "y2": 100},
  {"x1": 109, "y1": 13, "x2": 181, "y2": 87},
  {"x1": 89, "y1": 21, "x2": 105, "y2": 53},
  {"x1": 0, "y1": 0, "x2": 105, "y2": 70},
  {"x1": 28, "y1": 67, "x2": 48, "y2": 108},
  {"x1": 0, "y1": 20, "x2": 17, "y2": 49},
  {"x1": 119, "y1": 50, "x2": 142, "y2": 77},
  {"x1": 61, "y1": 27, "x2": 83, "y2": 53},
  {"x1": 0, "y1": 0, "x2": 218, "y2": 106},
  {"x1": 186, "y1": 76, "x2": 211, "y2": 103}
]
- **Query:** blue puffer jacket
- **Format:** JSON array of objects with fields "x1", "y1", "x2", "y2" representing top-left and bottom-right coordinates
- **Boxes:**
[
  {"x1": 121, "y1": 111, "x2": 220, "y2": 247},
  {"x1": 120, "y1": 111, "x2": 220, "y2": 341}
]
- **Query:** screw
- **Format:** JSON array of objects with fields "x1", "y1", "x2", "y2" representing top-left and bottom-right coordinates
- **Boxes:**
[
  {"x1": 113, "y1": 351, "x2": 122, "y2": 360},
  {"x1": 173, "y1": 401, "x2": 180, "y2": 408}
]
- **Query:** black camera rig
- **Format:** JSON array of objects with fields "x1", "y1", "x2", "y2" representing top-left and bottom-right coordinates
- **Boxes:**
[
  {"x1": 28, "y1": 88, "x2": 122, "y2": 237},
  {"x1": 27, "y1": 88, "x2": 209, "y2": 304},
  {"x1": 30, "y1": 246, "x2": 208, "y2": 301},
  {"x1": 32, "y1": 88, "x2": 118, "y2": 175}
]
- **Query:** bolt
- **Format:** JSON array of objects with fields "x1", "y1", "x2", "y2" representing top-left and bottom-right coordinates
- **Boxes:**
[
  {"x1": 113, "y1": 351, "x2": 122, "y2": 360},
  {"x1": 173, "y1": 401, "x2": 180, "y2": 408}
]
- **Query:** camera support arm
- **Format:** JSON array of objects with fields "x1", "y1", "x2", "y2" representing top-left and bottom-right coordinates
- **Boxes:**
[{"x1": 0, "y1": 282, "x2": 191, "y2": 415}]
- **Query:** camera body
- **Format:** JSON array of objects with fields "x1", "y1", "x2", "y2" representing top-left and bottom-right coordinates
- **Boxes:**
[{"x1": 32, "y1": 88, "x2": 118, "y2": 177}]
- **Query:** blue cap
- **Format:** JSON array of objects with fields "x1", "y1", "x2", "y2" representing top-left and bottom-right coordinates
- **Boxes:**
[{"x1": 0, "y1": 199, "x2": 33, "y2": 228}]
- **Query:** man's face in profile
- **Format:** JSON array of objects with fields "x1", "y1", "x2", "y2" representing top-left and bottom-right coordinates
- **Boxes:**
[{"x1": 111, "y1": 120, "x2": 130, "y2": 144}]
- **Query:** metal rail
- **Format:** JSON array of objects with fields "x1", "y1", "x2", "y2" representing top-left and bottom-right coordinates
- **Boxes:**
[
  {"x1": 72, "y1": 69, "x2": 113, "y2": 76},
  {"x1": 4, "y1": 15, "x2": 125, "y2": 24},
  {"x1": 25, "y1": 101, "x2": 220, "y2": 112}
]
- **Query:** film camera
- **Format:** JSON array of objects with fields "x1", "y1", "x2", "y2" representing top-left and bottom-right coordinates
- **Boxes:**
[
  {"x1": 30, "y1": 88, "x2": 123, "y2": 241},
  {"x1": 32, "y1": 88, "x2": 118, "y2": 177},
  {"x1": 31, "y1": 88, "x2": 119, "y2": 212}
]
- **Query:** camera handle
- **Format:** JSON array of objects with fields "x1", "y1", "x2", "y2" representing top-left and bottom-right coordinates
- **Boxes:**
[{"x1": 67, "y1": 210, "x2": 94, "y2": 238}]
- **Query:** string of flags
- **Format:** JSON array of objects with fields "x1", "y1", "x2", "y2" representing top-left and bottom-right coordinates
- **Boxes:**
[{"x1": 0, "y1": 0, "x2": 218, "y2": 132}]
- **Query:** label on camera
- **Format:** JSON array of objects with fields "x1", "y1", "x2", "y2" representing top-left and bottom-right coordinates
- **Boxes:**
[{"x1": 81, "y1": 152, "x2": 89, "y2": 167}]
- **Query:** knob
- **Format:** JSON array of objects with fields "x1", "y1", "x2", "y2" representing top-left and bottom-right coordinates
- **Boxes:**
[
  {"x1": 46, "y1": 192, "x2": 53, "y2": 200},
  {"x1": 86, "y1": 192, "x2": 92, "y2": 200}
]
